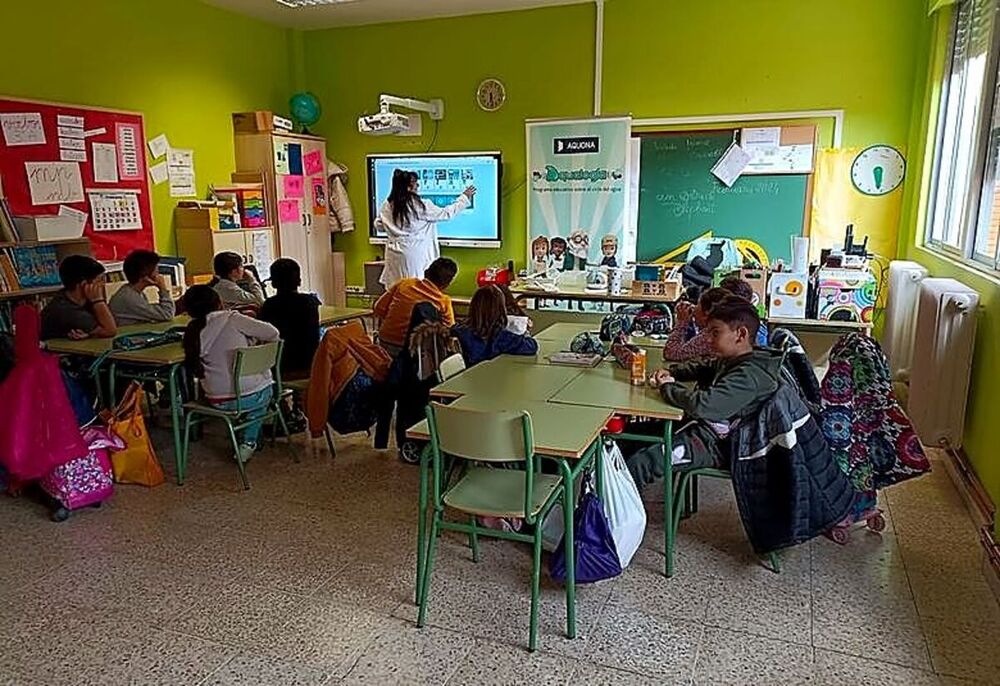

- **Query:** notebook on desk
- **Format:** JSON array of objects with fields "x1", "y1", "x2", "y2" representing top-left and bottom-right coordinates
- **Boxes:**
[{"x1": 548, "y1": 352, "x2": 603, "y2": 367}]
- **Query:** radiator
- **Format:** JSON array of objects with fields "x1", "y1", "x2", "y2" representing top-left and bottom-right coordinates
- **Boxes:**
[
  {"x1": 909, "y1": 278, "x2": 979, "y2": 449},
  {"x1": 882, "y1": 260, "x2": 929, "y2": 380}
]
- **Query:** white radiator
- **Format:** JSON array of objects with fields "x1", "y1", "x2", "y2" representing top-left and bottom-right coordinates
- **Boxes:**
[
  {"x1": 882, "y1": 260, "x2": 929, "y2": 380},
  {"x1": 909, "y1": 278, "x2": 979, "y2": 449}
]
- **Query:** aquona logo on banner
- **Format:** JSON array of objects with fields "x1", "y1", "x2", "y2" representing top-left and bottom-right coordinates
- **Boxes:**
[{"x1": 553, "y1": 136, "x2": 600, "y2": 155}]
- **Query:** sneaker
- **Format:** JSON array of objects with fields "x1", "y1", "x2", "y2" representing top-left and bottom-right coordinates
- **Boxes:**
[{"x1": 236, "y1": 443, "x2": 256, "y2": 464}]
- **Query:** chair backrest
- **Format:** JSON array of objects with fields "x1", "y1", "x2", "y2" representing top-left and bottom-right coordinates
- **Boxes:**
[
  {"x1": 428, "y1": 402, "x2": 532, "y2": 463},
  {"x1": 231, "y1": 340, "x2": 283, "y2": 410},
  {"x1": 438, "y1": 353, "x2": 466, "y2": 381}
]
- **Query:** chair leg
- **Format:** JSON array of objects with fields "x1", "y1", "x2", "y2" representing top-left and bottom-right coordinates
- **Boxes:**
[
  {"x1": 180, "y1": 413, "x2": 194, "y2": 486},
  {"x1": 672, "y1": 472, "x2": 692, "y2": 541},
  {"x1": 529, "y1": 523, "x2": 543, "y2": 653},
  {"x1": 467, "y1": 516, "x2": 481, "y2": 563},
  {"x1": 691, "y1": 474, "x2": 700, "y2": 513},
  {"x1": 417, "y1": 513, "x2": 440, "y2": 628},
  {"x1": 226, "y1": 421, "x2": 250, "y2": 491},
  {"x1": 324, "y1": 426, "x2": 336, "y2": 458}
]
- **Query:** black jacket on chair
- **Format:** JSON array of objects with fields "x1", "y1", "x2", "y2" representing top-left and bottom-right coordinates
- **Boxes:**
[{"x1": 728, "y1": 382, "x2": 856, "y2": 554}]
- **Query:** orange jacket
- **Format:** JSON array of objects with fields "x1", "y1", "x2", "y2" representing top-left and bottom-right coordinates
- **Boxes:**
[
  {"x1": 374, "y1": 278, "x2": 454, "y2": 346},
  {"x1": 306, "y1": 320, "x2": 391, "y2": 436}
]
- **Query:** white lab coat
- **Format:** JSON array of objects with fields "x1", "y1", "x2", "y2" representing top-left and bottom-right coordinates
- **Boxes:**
[{"x1": 376, "y1": 194, "x2": 470, "y2": 287}]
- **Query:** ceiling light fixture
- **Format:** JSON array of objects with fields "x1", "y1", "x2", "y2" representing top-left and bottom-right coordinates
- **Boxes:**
[{"x1": 275, "y1": 0, "x2": 359, "y2": 8}]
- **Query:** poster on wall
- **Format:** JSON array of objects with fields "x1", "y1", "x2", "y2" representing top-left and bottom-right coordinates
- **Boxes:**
[{"x1": 525, "y1": 116, "x2": 634, "y2": 278}]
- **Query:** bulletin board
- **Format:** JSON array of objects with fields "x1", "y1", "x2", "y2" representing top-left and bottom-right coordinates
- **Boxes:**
[{"x1": 0, "y1": 96, "x2": 154, "y2": 260}]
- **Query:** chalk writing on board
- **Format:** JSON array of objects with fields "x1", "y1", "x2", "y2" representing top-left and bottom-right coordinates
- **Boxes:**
[
  {"x1": 1, "y1": 113, "x2": 45, "y2": 146},
  {"x1": 25, "y1": 161, "x2": 85, "y2": 205}
]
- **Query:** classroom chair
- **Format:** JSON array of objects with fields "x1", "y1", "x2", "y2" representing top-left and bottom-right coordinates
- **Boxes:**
[
  {"x1": 672, "y1": 468, "x2": 781, "y2": 573},
  {"x1": 283, "y1": 378, "x2": 337, "y2": 457},
  {"x1": 417, "y1": 402, "x2": 567, "y2": 652},
  {"x1": 179, "y1": 340, "x2": 292, "y2": 490},
  {"x1": 438, "y1": 353, "x2": 466, "y2": 381}
]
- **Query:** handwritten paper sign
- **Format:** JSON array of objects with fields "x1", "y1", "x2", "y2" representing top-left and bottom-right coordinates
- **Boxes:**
[
  {"x1": 278, "y1": 199, "x2": 301, "y2": 224},
  {"x1": 303, "y1": 149, "x2": 324, "y2": 176},
  {"x1": 1, "y1": 113, "x2": 45, "y2": 146},
  {"x1": 92, "y1": 143, "x2": 119, "y2": 183},
  {"x1": 25, "y1": 162, "x2": 84, "y2": 205},
  {"x1": 115, "y1": 122, "x2": 142, "y2": 181},
  {"x1": 283, "y1": 175, "x2": 305, "y2": 199}
]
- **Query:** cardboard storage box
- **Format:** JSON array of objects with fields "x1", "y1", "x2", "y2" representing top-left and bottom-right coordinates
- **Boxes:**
[
  {"x1": 14, "y1": 215, "x2": 85, "y2": 241},
  {"x1": 174, "y1": 206, "x2": 220, "y2": 231},
  {"x1": 232, "y1": 111, "x2": 293, "y2": 134}
]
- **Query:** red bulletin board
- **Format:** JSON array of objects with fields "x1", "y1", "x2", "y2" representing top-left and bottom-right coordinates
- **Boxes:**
[{"x1": 0, "y1": 96, "x2": 154, "y2": 260}]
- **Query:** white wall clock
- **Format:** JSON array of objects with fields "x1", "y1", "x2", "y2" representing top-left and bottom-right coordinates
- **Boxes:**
[
  {"x1": 476, "y1": 78, "x2": 506, "y2": 112},
  {"x1": 851, "y1": 145, "x2": 906, "y2": 196}
]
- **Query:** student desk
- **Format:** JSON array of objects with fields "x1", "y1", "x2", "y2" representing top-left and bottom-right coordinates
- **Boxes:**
[
  {"x1": 46, "y1": 317, "x2": 190, "y2": 478},
  {"x1": 429, "y1": 357, "x2": 582, "y2": 401},
  {"x1": 407, "y1": 396, "x2": 613, "y2": 640},
  {"x1": 511, "y1": 283, "x2": 679, "y2": 307},
  {"x1": 546, "y1": 359, "x2": 684, "y2": 577},
  {"x1": 319, "y1": 305, "x2": 372, "y2": 327},
  {"x1": 767, "y1": 316, "x2": 872, "y2": 335}
]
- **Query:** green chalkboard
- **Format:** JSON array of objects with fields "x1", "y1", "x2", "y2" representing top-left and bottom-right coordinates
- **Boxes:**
[{"x1": 636, "y1": 131, "x2": 808, "y2": 264}]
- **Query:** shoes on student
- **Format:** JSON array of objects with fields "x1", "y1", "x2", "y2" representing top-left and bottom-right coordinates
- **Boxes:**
[{"x1": 236, "y1": 443, "x2": 256, "y2": 464}]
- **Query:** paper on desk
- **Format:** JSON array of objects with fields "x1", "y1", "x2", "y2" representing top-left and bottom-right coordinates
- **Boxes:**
[
  {"x1": 711, "y1": 142, "x2": 751, "y2": 187},
  {"x1": 147, "y1": 133, "x2": 169, "y2": 159},
  {"x1": 92, "y1": 142, "x2": 119, "y2": 183}
]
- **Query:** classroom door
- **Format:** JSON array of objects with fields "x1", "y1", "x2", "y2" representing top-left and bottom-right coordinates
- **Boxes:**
[{"x1": 273, "y1": 135, "x2": 311, "y2": 293}]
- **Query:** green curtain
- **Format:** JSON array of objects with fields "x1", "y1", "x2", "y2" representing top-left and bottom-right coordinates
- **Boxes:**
[{"x1": 929, "y1": 0, "x2": 959, "y2": 14}]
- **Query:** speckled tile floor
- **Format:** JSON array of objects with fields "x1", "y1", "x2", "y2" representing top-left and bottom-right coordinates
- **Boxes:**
[{"x1": 1, "y1": 424, "x2": 998, "y2": 685}]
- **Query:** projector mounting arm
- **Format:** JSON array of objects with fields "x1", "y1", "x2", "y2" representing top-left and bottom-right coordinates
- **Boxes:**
[{"x1": 378, "y1": 94, "x2": 444, "y2": 120}]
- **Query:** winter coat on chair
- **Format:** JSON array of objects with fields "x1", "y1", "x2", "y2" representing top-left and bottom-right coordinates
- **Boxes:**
[
  {"x1": 306, "y1": 320, "x2": 392, "y2": 437},
  {"x1": 327, "y1": 160, "x2": 355, "y2": 233},
  {"x1": 770, "y1": 327, "x2": 822, "y2": 414},
  {"x1": 728, "y1": 381, "x2": 855, "y2": 554}
]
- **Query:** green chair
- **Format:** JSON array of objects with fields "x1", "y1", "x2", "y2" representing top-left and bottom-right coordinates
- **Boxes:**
[
  {"x1": 180, "y1": 340, "x2": 291, "y2": 490},
  {"x1": 672, "y1": 467, "x2": 781, "y2": 573},
  {"x1": 282, "y1": 378, "x2": 337, "y2": 457},
  {"x1": 418, "y1": 402, "x2": 567, "y2": 652}
]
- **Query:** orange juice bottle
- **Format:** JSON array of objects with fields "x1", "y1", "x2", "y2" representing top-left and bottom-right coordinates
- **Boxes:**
[{"x1": 630, "y1": 348, "x2": 647, "y2": 385}]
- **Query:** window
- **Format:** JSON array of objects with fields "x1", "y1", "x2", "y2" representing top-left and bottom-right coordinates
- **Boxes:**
[{"x1": 926, "y1": 0, "x2": 1000, "y2": 269}]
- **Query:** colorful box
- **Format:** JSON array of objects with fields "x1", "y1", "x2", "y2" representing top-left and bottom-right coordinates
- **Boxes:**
[
  {"x1": 816, "y1": 268, "x2": 877, "y2": 323},
  {"x1": 768, "y1": 272, "x2": 808, "y2": 319}
]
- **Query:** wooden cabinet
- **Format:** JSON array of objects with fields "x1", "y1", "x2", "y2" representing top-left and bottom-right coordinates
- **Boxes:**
[
  {"x1": 233, "y1": 131, "x2": 336, "y2": 304},
  {"x1": 176, "y1": 226, "x2": 276, "y2": 281}
]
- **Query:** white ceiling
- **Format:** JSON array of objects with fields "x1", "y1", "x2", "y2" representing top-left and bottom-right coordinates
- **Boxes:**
[{"x1": 201, "y1": 0, "x2": 594, "y2": 29}]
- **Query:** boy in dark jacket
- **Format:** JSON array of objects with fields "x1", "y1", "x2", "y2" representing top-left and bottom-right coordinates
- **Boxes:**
[
  {"x1": 627, "y1": 296, "x2": 782, "y2": 488},
  {"x1": 259, "y1": 258, "x2": 320, "y2": 379}
]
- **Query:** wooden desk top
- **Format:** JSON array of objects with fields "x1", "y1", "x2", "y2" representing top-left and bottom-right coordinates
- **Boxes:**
[
  {"x1": 406, "y1": 396, "x2": 612, "y2": 459},
  {"x1": 431, "y1": 357, "x2": 583, "y2": 401},
  {"x1": 319, "y1": 306, "x2": 371, "y2": 326},
  {"x1": 549, "y1": 362, "x2": 684, "y2": 421}
]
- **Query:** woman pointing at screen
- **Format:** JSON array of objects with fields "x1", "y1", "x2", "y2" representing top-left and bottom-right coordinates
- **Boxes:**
[{"x1": 376, "y1": 169, "x2": 476, "y2": 287}]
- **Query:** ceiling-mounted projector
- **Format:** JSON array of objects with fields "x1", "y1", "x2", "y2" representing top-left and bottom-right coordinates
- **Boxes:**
[
  {"x1": 358, "y1": 94, "x2": 444, "y2": 137},
  {"x1": 358, "y1": 111, "x2": 412, "y2": 136}
]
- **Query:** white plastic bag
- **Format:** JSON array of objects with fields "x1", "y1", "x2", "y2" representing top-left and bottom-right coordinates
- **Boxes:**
[
  {"x1": 600, "y1": 439, "x2": 647, "y2": 568},
  {"x1": 541, "y1": 502, "x2": 565, "y2": 553}
]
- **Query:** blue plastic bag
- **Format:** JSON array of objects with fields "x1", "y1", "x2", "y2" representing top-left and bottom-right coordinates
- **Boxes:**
[{"x1": 549, "y1": 490, "x2": 623, "y2": 584}]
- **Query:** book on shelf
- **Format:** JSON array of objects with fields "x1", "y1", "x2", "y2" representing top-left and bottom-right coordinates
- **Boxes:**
[{"x1": 0, "y1": 197, "x2": 19, "y2": 243}]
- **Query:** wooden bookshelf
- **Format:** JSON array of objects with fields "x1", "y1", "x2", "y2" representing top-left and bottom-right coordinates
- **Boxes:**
[{"x1": 0, "y1": 285, "x2": 62, "y2": 301}]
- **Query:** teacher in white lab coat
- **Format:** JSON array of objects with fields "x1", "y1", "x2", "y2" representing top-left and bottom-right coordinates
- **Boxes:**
[{"x1": 376, "y1": 169, "x2": 476, "y2": 287}]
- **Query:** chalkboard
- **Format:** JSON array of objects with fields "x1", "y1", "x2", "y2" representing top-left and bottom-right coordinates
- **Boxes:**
[{"x1": 636, "y1": 131, "x2": 809, "y2": 264}]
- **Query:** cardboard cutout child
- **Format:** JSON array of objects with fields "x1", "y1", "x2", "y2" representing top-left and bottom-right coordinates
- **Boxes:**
[
  {"x1": 550, "y1": 237, "x2": 568, "y2": 271},
  {"x1": 531, "y1": 236, "x2": 551, "y2": 275},
  {"x1": 600, "y1": 234, "x2": 619, "y2": 268}
]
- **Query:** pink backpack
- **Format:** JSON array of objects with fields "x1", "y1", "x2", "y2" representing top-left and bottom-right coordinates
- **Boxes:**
[{"x1": 40, "y1": 426, "x2": 120, "y2": 515}]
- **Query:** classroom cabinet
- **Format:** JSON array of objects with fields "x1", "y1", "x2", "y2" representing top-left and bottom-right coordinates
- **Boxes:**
[
  {"x1": 176, "y1": 227, "x2": 276, "y2": 281},
  {"x1": 233, "y1": 131, "x2": 336, "y2": 304}
]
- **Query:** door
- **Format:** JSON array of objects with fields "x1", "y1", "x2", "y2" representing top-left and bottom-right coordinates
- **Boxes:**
[
  {"x1": 302, "y1": 138, "x2": 334, "y2": 303},
  {"x1": 273, "y1": 134, "x2": 311, "y2": 292}
]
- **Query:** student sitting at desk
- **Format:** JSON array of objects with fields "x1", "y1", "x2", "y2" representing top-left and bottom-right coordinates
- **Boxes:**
[
  {"x1": 662, "y1": 277, "x2": 768, "y2": 361},
  {"x1": 109, "y1": 249, "x2": 175, "y2": 326},
  {"x1": 259, "y1": 258, "x2": 320, "y2": 380},
  {"x1": 452, "y1": 285, "x2": 538, "y2": 367},
  {"x1": 182, "y1": 285, "x2": 279, "y2": 462},
  {"x1": 40, "y1": 255, "x2": 118, "y2": 341},
  {"x1": 210, "y1": 252, "x2": 265, "y2": 310},
  {"x1": 627, "y1": 297, "x2": 782, "y2": 487},
  {"x1": 374, "y1": 257, "x2": 457, "y2": 357}
]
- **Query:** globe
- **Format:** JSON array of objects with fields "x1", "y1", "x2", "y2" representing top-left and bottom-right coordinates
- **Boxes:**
[{"x1": 289, "y1": 92, "x2": 321, "y2": 131}]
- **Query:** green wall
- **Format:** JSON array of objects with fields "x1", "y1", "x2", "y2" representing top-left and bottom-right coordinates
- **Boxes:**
[
  {"x1": 304, "y1": 0, "x2": 929, "y2": 294},
  {"x1": 0, "y1": 0, "x2": 294, "y2": 254},
  {"x1": 899, "y1": 8, "x2": 1000, "y2": 519},
  {"x1": 302, "y1": 4, "x2": 596, "y2": 294}
]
